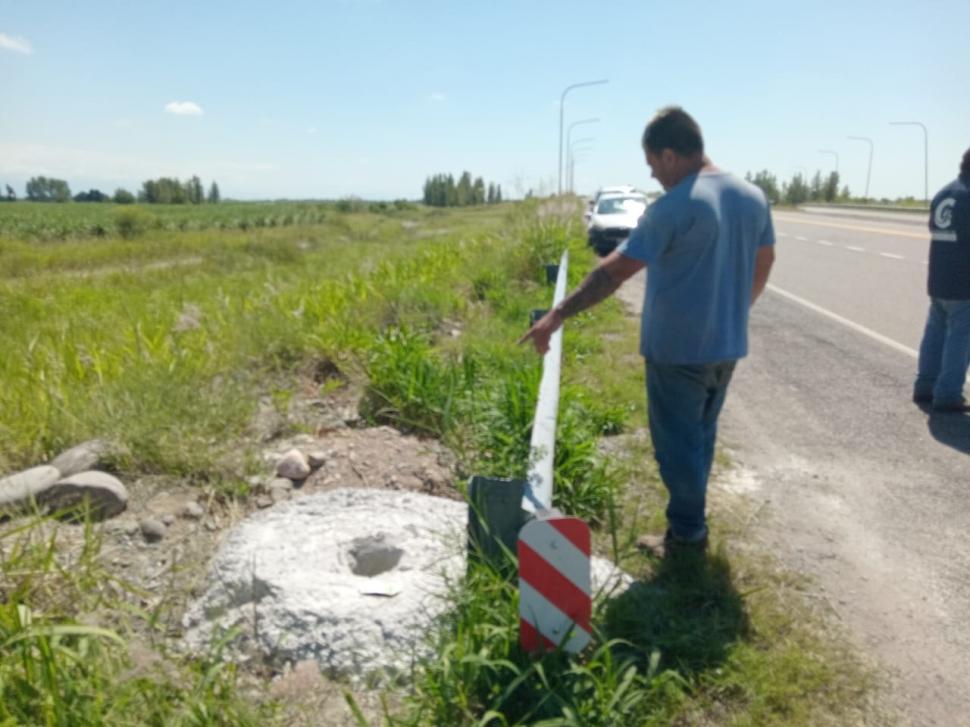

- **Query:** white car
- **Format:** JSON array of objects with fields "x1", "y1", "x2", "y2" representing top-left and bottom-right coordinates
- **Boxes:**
[{"x1": 586, "y1": 192, "x2": 648, "y2": 256}]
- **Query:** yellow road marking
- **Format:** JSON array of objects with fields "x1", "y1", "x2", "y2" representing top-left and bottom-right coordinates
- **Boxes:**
[{"x1": 773, "y1": 214, "x2": 926, "y2": 240}]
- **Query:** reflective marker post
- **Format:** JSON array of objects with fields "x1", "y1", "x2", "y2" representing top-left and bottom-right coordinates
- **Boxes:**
[{"x1": 465, "y1": 249, "x2": 592, "y2": 654}]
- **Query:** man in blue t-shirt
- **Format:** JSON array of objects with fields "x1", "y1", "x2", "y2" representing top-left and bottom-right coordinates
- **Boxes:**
[
  {"x1": 521, "y1": 106, "x2": 775, "y2": 555},
  {"x1": 913, "y1": 148, "x2": 970, "y2": 412}
]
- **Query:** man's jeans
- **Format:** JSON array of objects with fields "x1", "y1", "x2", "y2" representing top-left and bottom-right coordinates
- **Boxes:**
[
  {"x1": 646, "y1": 361, "x2": 736, "y2": 541},
  {"x1": 914, "y1": 298, "x2": 970, "y2": 406}
]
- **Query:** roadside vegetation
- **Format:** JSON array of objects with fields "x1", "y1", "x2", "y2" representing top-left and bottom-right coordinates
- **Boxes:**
[{"x1": 0, "y1": 198, "x2": 882, "y2": 724}]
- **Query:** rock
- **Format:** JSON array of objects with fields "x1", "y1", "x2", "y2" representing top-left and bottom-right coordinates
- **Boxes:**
[
  {"x1": 182, "y1": 501, "x2": 205, "y2": 519},
  {"x1": 49, "y1": 440, "x2": 113, "y2": 478},
  {"x1": 269, "y1": 488, "x2": 289, "y2": 504},
  {"x1": 106, "y1": 518, "x2": 139, "y2": 536},
  {"x1": 276, "y1": 449, "x2": 310, "y2": 481},
  {"x1": 0, "y1": 466, "x2": 62, "y2": 511},
  {"x1": 306, "y1": 451, "x2": 328, "y2": 469},
  {"x1": 267, "y1": 477, "x2": 294, "y2": 492},
  {"x1": 162, "y1": 514, "x2": 176, "y2": 526},
  {"x1": 256, "y1": 496, "x2": 274, "y2": 509},
  {"x1": 140, "y1": 518, "x2": 167, "y2": 542},
  {"x1": 37, "y1": 471, "x2": 128, "y2": 521}
]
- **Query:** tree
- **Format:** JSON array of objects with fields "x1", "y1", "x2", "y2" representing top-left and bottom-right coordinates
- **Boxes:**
[
  {"x1": 473, "y1": 176, "x2": 485, "y2": 205},
  {"x1": 113, "y1": 188, "x2": 135, "y2": 204},
  {"x1": 783, "y1": 173, "x2": 810, "y2": 205},
  {"x1": 495, "y1": 184, "x2": 502, "y2": 203},
  {"x1": 3, "y1": 184, "x2": 14, "y2": 201},
  {"x1": 25, "y1": 176, "x2": 71, "y2": 202},
  {"x1": 187, "y1": 175, "x2": 204, "y2": 204},
  {"x1": 746, "y1": 170, "x2": 780, "y2": 205},
  {"x1": 823, "y1": 171, "x2": 840, "y2": 203},
  {"x1": 207, "y1": 181, "x2": 220, "y2": 204},
  {"x1": 487, "y1": 183, "x2": 495, "y2": 204},
  {"x1": 809, "y1": 171, "x2": 823, "y2": 202},
  {"x1": 73, "y1": 189, "x2": 109, "y2": 202}
]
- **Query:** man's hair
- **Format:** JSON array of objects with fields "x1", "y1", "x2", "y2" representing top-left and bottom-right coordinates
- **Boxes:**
[
  {"x1": 961, "y1": 147, "x2": 970, "y2": 177},
  {"x1": 642, "y1": 106, "x2": 704, "y2": 157}
]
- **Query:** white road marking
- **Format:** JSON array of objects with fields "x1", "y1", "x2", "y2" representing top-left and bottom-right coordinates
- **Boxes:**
[
  {"x1": 847, "y1": 246, "x2": 866, "y2": 252},
  {"x1": 795, "y1": 235, "x2": 809, "y2": 241},
  {"x1": 817, "y1": 240, "x2": 833, "y2": 246},
  {"x1": 766, "y1": 284, "x2": 917, "y2": 359},
  {"x1": 777, "y1": 232, "x2": 789, "y2": 238},
  {"x1": 880, "y1": 252, "x2": 904, "y2": 260}
]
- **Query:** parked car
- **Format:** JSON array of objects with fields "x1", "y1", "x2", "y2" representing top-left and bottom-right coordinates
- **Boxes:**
[{"x1": 586, "y1": 192, "x2": 648, "y2": 256}]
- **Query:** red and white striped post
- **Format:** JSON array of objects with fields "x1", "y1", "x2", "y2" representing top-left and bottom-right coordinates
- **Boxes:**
[{"x1": 516, "y1": 249, "x2": 592, "y2": 654}]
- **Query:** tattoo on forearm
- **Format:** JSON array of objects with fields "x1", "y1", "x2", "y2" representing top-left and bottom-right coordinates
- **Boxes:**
[{"x1": 555, "y1": 267, "x2": 621, "y2": 319}]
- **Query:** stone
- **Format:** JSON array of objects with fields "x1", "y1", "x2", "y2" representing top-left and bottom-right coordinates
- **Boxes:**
[
  {"x1": 269, "y1": 487, "x2": 289, "y2": 504},
  {"x1": 182, "y1": 501, "x2": 205, "y2": 519},
  {"x1": 38, "y1": 471, "x2": 128, "y2": 521},
  {"x1": 162, "y1": 514, "x2": 176, "y2": 526},
  {"x1": 0, "y1": 466, "x2": 62, "y2": 511},
  {"x1": 276, "y1": 449, "x2": 311, "y2": 481},
  {"x1": 256, "y1": 496, "x2": 273, "y2": 509},
  {"x1": 140, "y1": 518, "x2": 167, "y2": 542},
  {"x1": 267, "y1": 477, "x2": 293, "y2": 492},
  {"x1": 306, "y1": 451, "x2": 328, "y2": 469},
  {"x1": 49, "y1": 440, "x2": 113, "y2": 478}
]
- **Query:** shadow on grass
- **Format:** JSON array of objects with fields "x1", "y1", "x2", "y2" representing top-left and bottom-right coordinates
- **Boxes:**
[{"x1": 603, "y1": 548, "x2": 749, "y2": 675}]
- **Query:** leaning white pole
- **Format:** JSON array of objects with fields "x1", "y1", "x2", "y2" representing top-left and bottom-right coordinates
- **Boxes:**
[{"x1": 523, "y1": 249, "x2": 569, "y2": 515}]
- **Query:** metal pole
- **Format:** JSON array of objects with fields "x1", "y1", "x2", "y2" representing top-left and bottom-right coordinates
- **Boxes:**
[
  {"x1": 847, "y1": 136, "x2": 874, "y2": 200},
  {"x1": 558, "y1": 81, "x2": 608, "y2": 196},
  {"x1": 890, "y1": 121, "x2": 929, "y2": 204},
  {"x1": 565, "y1": 118, "x2": 599, "y2": 194},
  {"x1": 568, "y1": 138, "x2": 595, "y2": 193},
  {"x1": 523, "y1": 249, "x2": 569, "y2": 514}
]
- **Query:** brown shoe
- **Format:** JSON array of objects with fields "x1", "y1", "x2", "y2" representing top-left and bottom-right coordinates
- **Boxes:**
[{"x1": 636, "y1": 529, "x2": 708, "y2": 558}]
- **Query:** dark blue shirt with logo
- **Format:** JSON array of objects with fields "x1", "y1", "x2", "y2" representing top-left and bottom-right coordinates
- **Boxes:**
[{"x1": 928, "y1": 174, "x2": 970, "y2": 300}]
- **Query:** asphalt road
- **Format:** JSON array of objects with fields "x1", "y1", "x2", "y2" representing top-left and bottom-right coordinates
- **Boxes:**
[{"x1": 617, "y1": 208, "x2": 970, "y2": 726}]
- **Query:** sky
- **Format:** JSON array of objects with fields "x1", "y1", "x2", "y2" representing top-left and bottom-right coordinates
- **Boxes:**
[{"x1": 1, "y1": 0, "x2": 967, "y2": 201}]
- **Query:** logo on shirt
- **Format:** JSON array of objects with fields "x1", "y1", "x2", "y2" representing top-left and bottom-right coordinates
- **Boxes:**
[{"x1": 934, "y1": 198, "x2": 955, "y2": 229}]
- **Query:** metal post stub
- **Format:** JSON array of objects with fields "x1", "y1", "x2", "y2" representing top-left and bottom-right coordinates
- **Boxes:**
[
  {"x1": 467, "y1": 476, "x2": 528, "y2": 570},
  {"x1": 518, "y1": 515, "x2": 591, "y2": 653},
  {"x1": 544, "y1": 264, "x2": 559, "y2": 284}
]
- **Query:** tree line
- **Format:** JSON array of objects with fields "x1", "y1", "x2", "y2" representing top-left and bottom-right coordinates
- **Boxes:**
[
  {"x1": 744, "y1": 170, "x2": 849, "y2": 206},
  {"x1": 0, "y1": 175, "x2": 221, "y2": 204},
  {"x1": 422, "y1": 171, "x2": 502, "y2": 207}
]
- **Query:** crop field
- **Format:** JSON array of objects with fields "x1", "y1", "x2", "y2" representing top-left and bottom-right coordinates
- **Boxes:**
[
  {"x1": 0, "y1": 199, "x2": 416, "y2": 241},
  {"x1": 0, "y1": 200, "x2": 879, "y2": 725}
]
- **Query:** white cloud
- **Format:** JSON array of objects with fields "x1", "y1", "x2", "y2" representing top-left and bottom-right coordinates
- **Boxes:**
[
  {"x1": 429, "y1": 92, "x2": 446, "y2": 102},
  {"x1": 164, "y1": 101, "x2": 204, "y2": 116},
  {"x1": 0, "y1": 33, "x2": 33, "y2": 55}
]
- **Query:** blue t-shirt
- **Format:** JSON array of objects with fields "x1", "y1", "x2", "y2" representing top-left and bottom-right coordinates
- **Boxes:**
[{"x1": 618, "y1": 170, "x2": 775, "y2": 364}]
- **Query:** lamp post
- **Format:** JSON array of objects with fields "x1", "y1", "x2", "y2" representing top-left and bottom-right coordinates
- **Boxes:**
[
  {"x1": 889, "y1": 121, "x2": 928, "y2": 204},
  {"x1": 567, "y1": 137, "x2": 595, "y2": 193},
  {"x1": 558, "y1": 80, "x2": 608, "y2": 195},
  {"x1": 846, "y1": 136, "x2": 874, "y2": 201},
  {"x1": 568, "y1": 143, "x2": 594, "y2": 193},
  {"x1": 818, "y1": 149, "x2": 839, "y2": 174}
]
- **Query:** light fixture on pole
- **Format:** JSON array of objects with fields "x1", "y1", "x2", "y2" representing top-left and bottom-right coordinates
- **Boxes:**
[
  {"x1": 889, "y1": 121, "x2": 929, "y2": 204},
  {"x1": 557, "y1": 80, "x2": 608, "y2": 196},
  {"x1": 846, "y1": 136, "x2": 874, "y2": 201},
  {"x1": 818, "y1": 149, "x2": 839, "y2": 174}
]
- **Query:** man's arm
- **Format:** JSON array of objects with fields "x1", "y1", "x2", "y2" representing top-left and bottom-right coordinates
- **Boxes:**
[
  {"x1": 751, "y1": 245, "x2": 774, "y2": 305},
  {"x1": 519, "y1": 251, "x2": 645, "y2": 354}
]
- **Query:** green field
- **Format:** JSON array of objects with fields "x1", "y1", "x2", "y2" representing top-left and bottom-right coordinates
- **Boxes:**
[{"x1": 0, "y1": 200, "x2": 882, "y2": 725}]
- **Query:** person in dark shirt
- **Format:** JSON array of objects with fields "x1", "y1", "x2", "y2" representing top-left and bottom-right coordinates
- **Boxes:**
[{"x1": 913, "y1": 148, "x2": 970, "y2": 412}]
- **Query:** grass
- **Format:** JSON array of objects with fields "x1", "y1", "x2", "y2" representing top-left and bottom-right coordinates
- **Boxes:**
[{"x1": 0, "y1": 198, "x2": 883, "y2": 724}]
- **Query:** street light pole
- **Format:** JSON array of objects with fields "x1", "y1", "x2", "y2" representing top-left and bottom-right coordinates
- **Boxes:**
[
  {"x1": 890, "y1": 121, "x2": 929, "y2": 204},
  {"x1": 818, "y1": 149, "x2": 839, "y2": 174},
  {"x1": 847, "y1": 136, "x2": 874, "y2": 201},
  {"x1": 565, "y1": 118, "x2": 599, "y2": 195},
  {"x1": 567, "y1": 137, "x2": 595, "y2": 193},
  {"x1": 558, "y1": 80, "x2": 608, "y2": 196}
]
